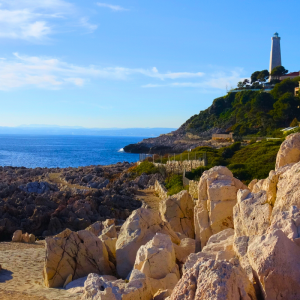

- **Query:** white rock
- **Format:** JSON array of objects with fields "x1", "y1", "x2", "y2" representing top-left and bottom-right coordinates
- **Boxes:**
[{"x1": 12, "y1": 230, "x2": 22, "y2": 242}]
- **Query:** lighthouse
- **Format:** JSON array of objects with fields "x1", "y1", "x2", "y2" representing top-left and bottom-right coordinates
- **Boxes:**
[{"x1": 269, "y1": 32, "x2": 282, "y2": 75}]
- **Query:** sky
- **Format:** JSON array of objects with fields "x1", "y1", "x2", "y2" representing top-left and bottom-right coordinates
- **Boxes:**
[{"x1": 0, "y1": 0, "x2": 299, "y2": 129}]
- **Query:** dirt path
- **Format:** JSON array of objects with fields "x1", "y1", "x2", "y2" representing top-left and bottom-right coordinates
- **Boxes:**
[
  {"x1": 0, "y1": 242, "x2": 80, "y2": 300},
  {"x1": 136, "y1": 189, "x2": 161, "y2": 210},
  {"x1": 47, "y1": 173, "x2": 97, "y2": 192}
]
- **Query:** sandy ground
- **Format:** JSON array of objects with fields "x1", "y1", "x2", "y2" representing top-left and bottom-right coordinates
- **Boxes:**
[{"x1": 0, "y1": 241, "x2": 81, "y2": 300}]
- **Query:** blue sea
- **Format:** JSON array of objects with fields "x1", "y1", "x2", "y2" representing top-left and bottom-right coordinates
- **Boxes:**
[{"x1": 0, "y1": 135, "x2": 144, "y2": 168}]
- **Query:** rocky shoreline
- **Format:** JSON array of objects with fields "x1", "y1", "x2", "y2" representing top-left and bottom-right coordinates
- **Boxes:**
[{"x1": 0, "y1": 162, "x2": 163, "y2": 241}]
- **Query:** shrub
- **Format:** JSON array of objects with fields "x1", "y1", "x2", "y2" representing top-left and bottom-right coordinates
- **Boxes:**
[
  {"x1": 165, "y1": 174, "x2": 185, "y2": 196},
  {"x1": 135, "y1": 161, "x2": 159, "y2": 176}
]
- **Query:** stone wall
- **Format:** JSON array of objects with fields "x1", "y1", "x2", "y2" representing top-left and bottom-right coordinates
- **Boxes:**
[
  {"x1": 154, "y1": 180, "x2": 168, "y2": 200},
  {"x1": 154, "y1": 160, "x2": 205, "y2": 173}
]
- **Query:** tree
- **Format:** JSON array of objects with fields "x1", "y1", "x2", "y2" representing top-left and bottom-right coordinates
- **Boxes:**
[
  {"x1": 237, "y1": 81, "x2": 244, "y2": 89},
  {"x1": 271, "y1": 66, "x2": 288, "y2": 79},
  {"x1": 251, "y1": 71, "x2": 260, "y2": 83},
  {"x1": 290, "y1": 118, "x2": 299, "y2": 127},
  {"x1": 257, "y1": 70, "x2": 270, "y2": 83},
  {"x1": 243, "y1": 79, "x2": 250, "y2": 86}
]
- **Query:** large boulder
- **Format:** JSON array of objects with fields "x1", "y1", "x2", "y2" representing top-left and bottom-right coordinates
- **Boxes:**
[
  {"x1": 159, "y1": 190, "x2": 194, "y2": 238},
  {"x1": 173, "y1": 238, "x2": 195, "y2": 264},
  {"x1": 168, "y1": 258, "x2": 257, "y2": 300},
  {"x1": 133, "y1": 233, "x2": 180, "y2": 295},
  {"x1": 43, "y1": 229, "x2": 112, "y2": 288},
  {"x1": 116, "y1": 208, "x2": 180, "y2": 278},
  {"x1": 247, "y1": 230, "x2": 300, "y2": 300},
  {"x1": 276, "y1": 133, "x2": 300, "y2": 170},
  {"x1": 194, "y1": 166, "x2": 248, "y2": 250},
  {"x1": 233, "y1": 189, "x2": 272, "y2": 237},
  {"x1": 183, "y1": 228, "x2": 235, "y2": 274},
  {"x1": 81, "y1": 270, "x2": 152, "y2": 300}
]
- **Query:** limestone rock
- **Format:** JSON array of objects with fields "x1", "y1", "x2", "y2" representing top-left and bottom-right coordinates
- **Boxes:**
[
  {"x1": 272, "y1": 161, "x2": 300, "y2": 218},
  {"x1": 173, "y1": 238, "x2": 195, "y2": 264},
  {"x1": 63, "y1": 274, "x2": 72, "y2": 288},
  {"x1": 247, "y1": 230, "x2": 300, "y2": 300},
  {"x1": 134, "y1": 233, "x2": 180, "y2": 295},
  {"x1": 65, "y1": 276, "x2": 88, "y2": 294},
  {"x1": 85, "y1": 219, "x2": 116, "y2": 237},
  {"x1": 153, "y1": 289, "x2": 172, "y2": 300},
  {"x1": 22, "y1": 232, "x2": 30, "y2": 243},
  {"x1": 100, "y1": 234, "x2": 117, "y2": 265},
  {"x1": 12, "y1": 230, "x2": 22, "y2": 242},
  {"x1": 81, "y1": 270, "x2": 152, "y2": 300},
  {"x1": 159, "y1": 190, "x2": 194, "y2": 238},
  {"x1": 183, "y1": 228, "x2": 235, "y2": 274},
  {"x1": 248, "y1": 179, "x2": 258, "y2": 191},
  {"x1": 195, "y1": 166, "x2": 248, "y2": 250},
  {"x1": 169, "y1": 258, "x2": 257, "y2": 300},
  {"x1": 233, "y1": 189, "x2": 272, "y2": 237},
  {"x1": 116, "y1": 208, "x2": 180, "y2": 278},
  {"x1": 276, "y1": 132, "x2": 300, "y2": 170},
  {"x1": 43, "y1": 228, "x2": 112, "y2": 288}
]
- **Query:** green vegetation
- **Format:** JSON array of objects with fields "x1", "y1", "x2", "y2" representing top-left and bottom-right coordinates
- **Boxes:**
[
  {"x1": 183, "y1": 76, "x2": 300, "y2": 137},
  {"x1": 135, "y1": 161, "x2": 159, "y2": 176},
  {"x1": 165, "y1": 174, "x2": 187, "y2": 196},
  {"x1": 184, "y1": 139, "x2": 283, "y2": 184}
]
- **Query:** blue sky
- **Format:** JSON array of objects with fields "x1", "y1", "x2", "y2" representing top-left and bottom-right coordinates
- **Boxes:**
[{"x1": 0, "y1": 0, "x2": 299, "y2": 128}]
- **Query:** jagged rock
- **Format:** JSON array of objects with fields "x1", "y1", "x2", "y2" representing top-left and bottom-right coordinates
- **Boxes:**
[
  {"x1": 168, "y1": 258, "x2": 257, "y2": 300},
  {"x1": 183, "y1": 228, "x2": 235, "y2": 274},
  {"x1": 173, "y1": 238, "x2": 195, "y2": 264},
  {"x1": 268, "y1": 205, "x2": 300, "y2": 240},
  {"x1": 63, "y1": 274, "x2": 73, "y2": 288},
  {"x1": 247, "y1": 179, "x2": 258, "y2": 191},
  {"x1": 85, "y1": 219, "x2": 116, "y2": 238},
  {"x1": 65, "y1": 276, "x2": 88, "y2": 294},
  {"x1": 153, "y1": 289, "x2": 172, "y2": 300},
  {"x1": 247, "y1": 230, "x2": 300, "y2": 299},
  {"x1": 276, "y1": 132, "x2": 300, "y2": 170},
  {"x1": 133, "y1": 233, "x2": 180, "y2": 295},
  {"x1": 12, "y1": 230, "x2": 22, "y2": 242},
  {"x1": 234, "y1": 189, "x2": 272, "y2": 237},
  {"x1": 272, "y1": 161, "x2": 300, "y2": 218},
  {"x1": 19, "y1": 181, "x2": 56, "y2": 194},
  {"x1": 43, "y1": 228, "x2": 112, "y2": 288},
  {"x1": 116, "y1": 208, "x2": 180, "y2": 278},
  {"x1": 194, "y1": 166, "x2": 248, "y2": 250},
  {"x1": 100, "y1": 234, "x2": 117, "y2": 265},
  {"x1": 159, "y1": 190, "x2": 194, "y2": 238},
  {"x1": 81, "y1": 270, "x2": 152, "y2": 300}
]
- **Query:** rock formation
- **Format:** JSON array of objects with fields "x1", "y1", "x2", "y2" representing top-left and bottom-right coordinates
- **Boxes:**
[
  {"x1": 133, "y1": 233, "x2": 180, "y2": 295},
  {"x1": 116, "y1": 207, "x2": 180, "y2": 278},
  {"x1": 159, "y1": 190, "x2": 194, "y2": 238},
  {"x1": 194, "y1": 166, "x2": 247, "y2": 250},
  {"x1": 11, "y1": 230, "x2": 35, "y2": 243},
  {"x1": 43, "y1": 229, "x2": 113, "y2": 288}
]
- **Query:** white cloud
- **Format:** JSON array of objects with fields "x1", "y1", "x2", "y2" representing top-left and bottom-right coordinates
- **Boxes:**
[
  {"x1": 96, "y1": 3, "x2": 128, "y2": 11},
  {"x1": 0, "y1": 0, "x2": 97, "y2": 40},
  {"x1": 0, "y1": 52, "x2": 216, "y2": 91},
  {"x1": 142, "y1": 69, "x2": 244, "y2": 90}
]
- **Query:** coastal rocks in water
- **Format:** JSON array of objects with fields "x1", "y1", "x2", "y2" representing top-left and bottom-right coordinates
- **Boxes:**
[
  {"x1": 11, "y1": 230, "x2": 35, "y2": 243},
  {"x1": 116, "y1": 207, "x2": 180, "y2": 278},
  {"x1": 81, "y1": 270, "x2": 152, "y2": 300},
  {"x1": 233, "y1": 189, "x2": 272, "y2": 237},
  {"x1": 43, "y1": 228, "x2": 112, "y2": 288},
  {"x1": 133, "y1": 233, "x2": 180, "y2": 295},
  {"x1": 276, "y1": 132, "x2": 300, "y2": 170},
  {"x1": 194, "y1": 166, "x2": 247, "y2": 250},
  {"x1": 168, "y1": 258, "x2": 256, "y2": 300},
  {"x1": 159, "y1": 190, "x2": 194, "y2": 239}
]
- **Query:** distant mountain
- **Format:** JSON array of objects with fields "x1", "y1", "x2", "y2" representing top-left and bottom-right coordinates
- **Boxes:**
[{"x1": 0, "y1": 126, "x2": 177, "y2": 137}]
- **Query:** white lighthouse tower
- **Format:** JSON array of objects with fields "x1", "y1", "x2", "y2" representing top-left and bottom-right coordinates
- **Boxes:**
[{"x1": 269, "y1": 32, "x2": 282, "y2": 76}]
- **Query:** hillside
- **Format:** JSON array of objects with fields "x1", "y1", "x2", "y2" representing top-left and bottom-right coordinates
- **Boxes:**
[{"x1": 124, "y1": 77, "x2": 300, "y2": 153}]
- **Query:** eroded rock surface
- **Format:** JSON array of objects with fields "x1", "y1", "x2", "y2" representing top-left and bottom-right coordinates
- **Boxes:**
[
  {"x1": 43, "y1": 229, "x2": 112, "y2": 288},
  {"x1": 116, "y1": 208, "x2": 180, "y2": 278},
  {"x1": 159, "y1": 190, "x2": 194, "y2": 239}
]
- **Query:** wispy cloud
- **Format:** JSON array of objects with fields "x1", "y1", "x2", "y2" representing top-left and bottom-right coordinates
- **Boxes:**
[
  {"x1": 0, "y1": 52, "x2": 228, "y2": 91},
  {"x1": 96, "y1": 3, "x2": 129, "y2": 11},
  {"x1": 142, "y1": 69, "x2": 244, "y2": 90},
  {"x1": 0, "y1": 0, "x2": 97, "y2": 40}
]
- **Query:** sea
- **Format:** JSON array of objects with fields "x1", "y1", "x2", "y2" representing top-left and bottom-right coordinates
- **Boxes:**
[{"x1": 0, "y1": 135, "x2": 144, "y2": 169}]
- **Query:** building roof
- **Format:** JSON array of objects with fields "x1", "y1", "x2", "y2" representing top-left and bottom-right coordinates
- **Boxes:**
[{"x1": 281, "y1": 72, "x2": 300, "y2": 77}]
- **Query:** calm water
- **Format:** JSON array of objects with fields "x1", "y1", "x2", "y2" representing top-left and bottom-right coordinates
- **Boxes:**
[{"x1": 0, "y1": 135, "x2": 144, "y2": 168}]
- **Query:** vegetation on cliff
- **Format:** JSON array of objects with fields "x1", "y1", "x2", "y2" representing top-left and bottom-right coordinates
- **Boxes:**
[{"x1": 181, "y1": 77, "x2": 300, "y2": 137}]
